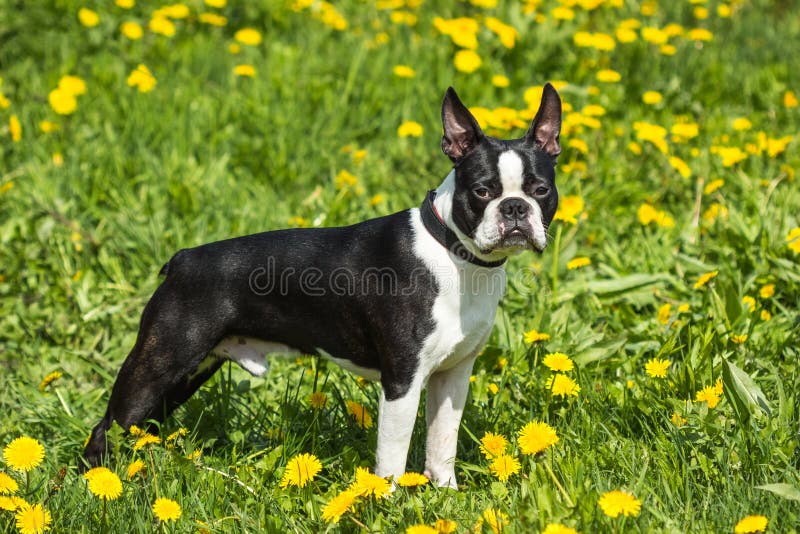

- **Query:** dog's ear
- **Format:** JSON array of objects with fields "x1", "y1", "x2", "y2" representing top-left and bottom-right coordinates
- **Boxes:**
[
  {"x1": 441, "y1": 87, "x2": 484, "y2": 162},
  {"x1": 525, "y1": 83, "x2": 562, "y2": 157}
]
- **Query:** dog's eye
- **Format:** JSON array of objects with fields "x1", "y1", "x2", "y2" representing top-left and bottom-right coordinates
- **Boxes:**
[
  {"x1": 473, "y1": 186, "x2": 491, "y2": 199},
  {"x1": 534, "y1": 186, "x2": 550, "y2": 198}
]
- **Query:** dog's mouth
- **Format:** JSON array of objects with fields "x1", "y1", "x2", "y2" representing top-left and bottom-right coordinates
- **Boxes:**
[{"x1": 481, "y1": 226, "x2": 545, "y2": 254}]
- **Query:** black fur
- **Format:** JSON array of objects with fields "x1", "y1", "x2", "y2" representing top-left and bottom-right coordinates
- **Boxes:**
[{"x1": 83, "y1": 212, "x2": 437, "y2": 468}]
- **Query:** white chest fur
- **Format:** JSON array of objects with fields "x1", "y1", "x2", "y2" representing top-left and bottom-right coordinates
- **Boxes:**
[{"x1": 409, "y1": 208, "x2": 505, "y2": 379}]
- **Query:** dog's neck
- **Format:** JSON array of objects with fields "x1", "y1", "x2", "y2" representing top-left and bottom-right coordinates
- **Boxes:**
[{"x1": 433, "y1": 171, "x2": 509, "y2": 266}]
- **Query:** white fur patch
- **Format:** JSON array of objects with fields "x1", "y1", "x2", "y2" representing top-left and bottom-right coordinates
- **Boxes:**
[
  {"x1": 497, "y1": 150, "x2": 524, "y2": 193},
  {"x1": 212, "y1": 336, "x2": 299, "y2": 376}
]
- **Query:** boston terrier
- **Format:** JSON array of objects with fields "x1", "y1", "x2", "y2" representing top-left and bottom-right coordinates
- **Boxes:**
[{"x1": 83, "y1": 84, "x2": 561, "y2": 488}]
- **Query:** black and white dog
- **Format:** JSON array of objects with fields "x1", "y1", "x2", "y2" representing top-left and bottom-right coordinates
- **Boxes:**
[{"x1": 83, "y1": 84, "x2": 561, "y2": 488}]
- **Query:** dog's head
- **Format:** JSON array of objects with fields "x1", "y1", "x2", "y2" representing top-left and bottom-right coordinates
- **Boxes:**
[{"x1": 441, "y1": 84, "x2": 562, "y2": 257}]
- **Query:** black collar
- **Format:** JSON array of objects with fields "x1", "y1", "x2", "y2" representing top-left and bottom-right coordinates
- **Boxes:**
[{"x1": 419, "y1": 190, "x2": 506, "y2": 268}]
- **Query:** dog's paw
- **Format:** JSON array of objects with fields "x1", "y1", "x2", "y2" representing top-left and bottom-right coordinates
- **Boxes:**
[{"x1": 424, "y1": 467, "x2": 458, "y2": 490}]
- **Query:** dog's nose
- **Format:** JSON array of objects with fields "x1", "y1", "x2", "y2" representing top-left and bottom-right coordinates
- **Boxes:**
[{"x1": 499, "y1": 198, "x2": 530, "y2": 221}]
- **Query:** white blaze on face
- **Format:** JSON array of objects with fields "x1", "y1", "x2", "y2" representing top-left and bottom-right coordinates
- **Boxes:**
[{"x1": 473, "y1": 150, "x2": 547, "y2": 252}]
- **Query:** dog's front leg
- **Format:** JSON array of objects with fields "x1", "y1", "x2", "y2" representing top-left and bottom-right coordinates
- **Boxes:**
[
  {"x1": 424, "y1": 355, "x2": 476, "y2": 489},
  {"x1": 374, "y1": 383, "x2": 422, "y2": 481}
]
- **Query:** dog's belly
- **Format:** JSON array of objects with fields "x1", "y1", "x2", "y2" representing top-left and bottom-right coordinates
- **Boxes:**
[{"x1": 211, "y1": 336, "x2": 300, "y2": 376}]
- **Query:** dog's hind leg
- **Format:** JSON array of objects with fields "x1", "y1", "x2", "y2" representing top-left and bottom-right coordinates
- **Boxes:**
[{"x1": 82, "y1": 292, "x2": 225, "y2": 468}]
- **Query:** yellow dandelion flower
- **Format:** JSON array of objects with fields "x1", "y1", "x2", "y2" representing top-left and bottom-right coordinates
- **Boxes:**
[
  {"x1": 553, "y1": 195, "x2": 584, "y2": 224},
  {"x1": 551, "y1": 6, "x2": 575, "y2": 20},
  {"x1": 15, "y1": 503, "x2": 51, "y2": 534},
  {"x1": 688, "y1": 28, "x2": 713, "y2": 41},
  {"x1": 479, "y1": 432, "x2": 508, "y2": 459},
  {"x1": 0, "y1": 472, "x2": 19, "y2": 494},
  {"x1": 669, "y1": 156, "x2": 692, "y2": 178},
  {"x1": 714, "y1": 377, "x2": 724, "y2": 396},
  {"x1": 3, "y1": 437, "x2": 45, "y2": 472},
  {"x1": 657, "y1": 303, "x2": 672, "y2": 325},
  {"x1": 731, "y1": 334, "x2": 747, "y2": 345},
  {"x1": 39, "y1": 121, "x2": 58, "y2": 133},
  {"x1": 133, "y1": 433, "x2": 160, "y2": 450},
  {"x1": 645, "y1": 358, "x2": 671, "y2": 378},
  {"x1": 116, "y1": 0, "x2": 135, "y2": 8},
  {"x1": 759, "y1": 284, "x2": 774, "y2": 299},
  {"x1": 199, "y1": 12, "x2": 227, "y2": 26},
  {"x1": 393, "y1": 65, "x2": 416, "y2": 78},
  {"x1": 784, "y1": 90, "x2": 798, "y2": 108},
  {"x1": 524, "y1": 330, "x2": 550, "y2": 343},
  {"x1": 390, "y1": 11, "x2": 417, "y2": 26},
  {"x1": 695, "y1": 385, "x2": 721, "y2": 408},
  {"x1": 280, "y1": 453, "x2": 322, "y2": 488},
  {"x1": 435, "y1": 519, "x2": 457, "y2": 533},
  {"x1": 235, "y1": 28, "x2": 262, "y2": 46},
  {"x1": 542, "y1": 523, "x2": 579, "y2": 534},
  {"x1": 309, "y1": 391, "x2": 328, "y2": 409},
  {"x1": 205, "y1": 0, "x2": 226, "y2": 7},
  {"x1": 396, "y1": 472, "x2": 429, "y2": 487},
  {"x1": 598, "y1": 489, "x2": 641, "y2": 517},
  {"x1": 9, "y1": 114, "x2": 21, "y2": 142},
  {"x1": 38, "y1": 371, "x2": 63, "y2": 392},
  {"x1": 546, "y1": 373, "x2": 581, "y2": 397},
  {"x1": 349, "y1": 467, "x2": 391, "y2": 498},
  {"x1": 160, "y1": 4, "x2": 189, "y2": 19},
  {"x1": 233, "y1": 64, "x2": 256, "y2": 77},
  {"x1": 485, "y1": 17, "x2": 518, "y2": 49},
  {"x1": 129, "y1": 425, "x2": 146, "y2": 437},
  {"x1": 492, "y1": 75, "x2": 510, "y2": 88},
  {"x1": 596, "y1": 69, "x2": 621, "y2": 83},
  {"x1": 670, "y1": 412, "x2": 687, "y2": 426},
  {"x1": 152, "y1": 497, "x2": 181, "y2": 522},
  {"x1": 474, "y1": 508, "x2": 509, "y2": 533},
  {"x1": 732, "y1": 117, "x2": 752, "y2": 131},
  {"x1": 704, "y1": 179, "x2": 724, "y2": 195},
  {"x1": 87, "y1": 469, "x2": 122, "y2": 501},
  {"x1": 642, "y1": 91, "x2": 663, "y2": 104},
  {"x1": 369, "y1": 193, "x2": 384, "y2": 206},
  {"x1": 398, "y1": 120, "x2": 423, "y2": 138},
  {"x1": 120, "y1": 21, "x2": 143, "y2": 39},
  {"x1": 148, "y1": 16, "x2": 176, "y2": 37},
  {"x1": 433, "y1": 17, "x2": 479, "y2": 49},
  {"x1": 407, "y1": 526, "x2": 437, "y2": 534},
  {"x1": 126, "y1": 459, "x2": 145, "y2": 480},
  {"x1": 489, "y1": 454, "x2": 521, "y2": 482},
  {"x1": 566, "y1": 256, "x2": 591, "y2": 270},
  {"x1": 454, "y1": 49, "x2": 482, "y2": 73},
  {"x1": 734, "y1": 514, "x2": 768, "y2": 533},
  {"x1": 321, "y1": 489, "x2": 358, "y2": 523},
  {"x1": 760, "y1": 309, "x2": 772, "y2": 321},
  {"x1": 693, "y1": 270, "x2": 718, "y2": 289},
  {"x1": 48, "y1": 88, "x2": 77, "y2": 115},
  {"x1": 788, "y1": 228, "x2": 800, "y2": 254},
  {"x1": 127, "y1": 64, "x2": 157, "y2": 93},
  {"x1": 78, "y1": 8, "x2": 99, "y2": 27},
  {"x1": 518, "y1": 421, "x2": 558, "y2": 455},
  {"x1": 0, "y1": 496, "x2": 27, "y2": 511},
  {"x1": 345, "y1": 400, "x2": 373, "y2": 429},
  {"x1": 543, "y1": 352, "x2": 574, "y2": 372}
]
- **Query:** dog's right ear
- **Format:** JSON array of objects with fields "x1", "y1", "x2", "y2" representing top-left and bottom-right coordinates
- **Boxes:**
[{"x1": 441, "y1": 87, "x2": 484, "y2": 162}]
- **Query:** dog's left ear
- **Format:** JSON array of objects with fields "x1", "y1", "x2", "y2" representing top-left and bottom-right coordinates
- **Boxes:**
[{"x1": 525, "y1": 83, "x2": 562, "y2": 157}]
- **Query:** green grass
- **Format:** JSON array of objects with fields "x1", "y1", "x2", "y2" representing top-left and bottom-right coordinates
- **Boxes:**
[{"x1": 1, "y1": 0, "x2": 799, "y2": 532}]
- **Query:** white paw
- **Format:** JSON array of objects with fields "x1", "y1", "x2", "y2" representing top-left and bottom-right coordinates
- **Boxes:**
[{"x1": 424, "y1": 467, "x2": 458, "y2": 490}]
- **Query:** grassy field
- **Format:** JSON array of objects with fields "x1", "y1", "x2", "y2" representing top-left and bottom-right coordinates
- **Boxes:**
[{"x1": 1, "y1": 0, "x2": 799, "y2": 532}]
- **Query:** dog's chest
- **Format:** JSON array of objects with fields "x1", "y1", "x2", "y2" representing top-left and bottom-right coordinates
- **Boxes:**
[{"x1": 411, "y1": 209, "x2": 505, "y2": 375}]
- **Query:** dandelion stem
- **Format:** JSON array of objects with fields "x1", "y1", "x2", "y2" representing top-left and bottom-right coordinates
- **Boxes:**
[
  {"x1": 543, "y1": 458, "x2": 574, "y2": 508},
  {"x1": 148, "y1": 448, "x2": 159, "y2": 499}
]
